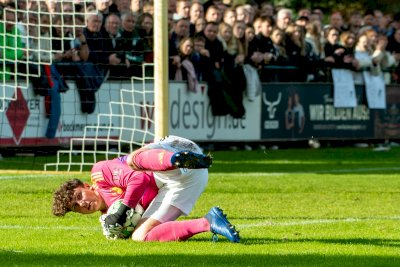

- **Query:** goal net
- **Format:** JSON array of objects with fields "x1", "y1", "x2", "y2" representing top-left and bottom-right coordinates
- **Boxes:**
[
  {"x1": 45, "y1": 64, "x2": 156, "y2": 172},
  {"x1": 0, "y1": 1, "x2": 156, "y2": 170}
]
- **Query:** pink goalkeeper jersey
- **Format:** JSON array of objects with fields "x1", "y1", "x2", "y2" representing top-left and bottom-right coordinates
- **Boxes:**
[{"x1": 90, "y1": 156, "x2": 159, "y2": 212}]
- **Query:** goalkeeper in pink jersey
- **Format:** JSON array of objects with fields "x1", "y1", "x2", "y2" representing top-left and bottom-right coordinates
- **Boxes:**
[{"x1": 52, "y1": 135, "x2": 240, "y2": 243}]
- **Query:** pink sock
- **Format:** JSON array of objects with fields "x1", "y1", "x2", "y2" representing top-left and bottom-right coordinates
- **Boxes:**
[
  {"x1": 144, "y1": 218, "x2": 210, "y2": 242},
  {"x1": 133, "y1": 149, "x2": 175, "y2": 171}
]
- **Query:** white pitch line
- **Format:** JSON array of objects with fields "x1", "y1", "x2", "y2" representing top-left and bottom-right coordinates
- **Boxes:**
[
  {"x1": 1, "y1": 216, "x2": 400, "y2": 231},
  {"x1": 0, "y1": 225, "x2": 99, "y2": 231},
  {"x1": 1, "y1": 167, "x2": 399, "y2": 181},
  {"x1": 238, "y1": 216, "x2": 400, "y2": 228},
  {"x1": 212, "y1": 167, "x2": 400, "y2": 176}
]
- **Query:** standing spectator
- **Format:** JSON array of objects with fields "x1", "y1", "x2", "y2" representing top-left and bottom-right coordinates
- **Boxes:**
[
  {"x1": 130, "y1": 0, "x2": 143, "y2": 15},
  {"x1": 276, "y1": 8, "x2": 292, "y2": 31},
  {"x1": 312, "y1": 8, "x2": 324, "y2": 23},
  {"x1": 243, "y1": 4, "x2": 256, "y2": 24},
  {"x1": 205, "y1": 5, "x2": 221, "y2": 23},
  {"x1": 353, "y1": 33, "x2": 376, "y2": 84},
  {"x1": 189, "y1": 2, "x2": 204, "y2": 35},
  {"x1": 194, "y1": 17, "x2": 206, "y2": 35},
  {"x1": 34, "y1": 12, "x2": 53, "y2": 63},
  {"x1": 363, "y1": 10, "x2": 376, "y2": 28},
  {"x1": 84, "y1": 13, "x2": 109, "y2": 67},
  {"x1": 76, "y1": 12, "x2": 109, "y2": 113},
  {"x1": 138, "y1": 12, "x2": 154, "y2": 63},
  {"x1": 244, "y1": 23, "x2": 256, "y2": 48},
  {"x1": 254, "y1": 16, "x2": 276, "y2": 82},
  {"x1": 232, "y1": 20, "x2": 247, "y2": 56},
  {"x1": 120, "y1": 12, "x2": 145, "y2": 77},
  {"x1": 16, "y1": 0, "x2": 32, "y2": 48},
  {"x1": 373, "y1": 11, "x2": 393, "y2": 36},
  {"x1": 202, "y1": 22, "x2": 224, "y2": 72},
  {"x1": 103, "y1": 14, "x2": 127, "y2": 78},
  {"x1": 305, "y1": 20, "x2": 323, "y2": 59},
  {"x1": 0, "y1": 8, "x2": 24, "y2": 81},
  {"x1": 235, "y1": 5, "x2": 250, "y2": 24},
  {"x1": 223, "y1": 7, "x2": 236, "y2": 27},
  {"x1": 252, "y1": 15, "x2": 262, "y2": 35},
  {"x1": 44, "y1": 0, "x2": 58, "y2": 17},
  {"x1": 270, "y1": 27, "x2": 288, "y2": 65},
  {"x1": 269, "y1": 27, "x2": 289, "y2": 82},
  {"x1": 340, "y1": 31, "x2": 357, "y2": 54},
  {"x1": 191, "y1": 35, "x2": 210, "y2": 82},
  {"x1": 55, "y1": 15, "x2": 89, "y2": 64},
  {"x1": 95, "y1": 0, "x2": 111, "y2": 28},
  {"x1": 203, "y1": 0, "x2": 221, "y2": 14},
  {"x1": 297, "y1": 8, "x2": 311, "y2": 19},
  {"x1": 143, "y1": 1, "x2": 153, "y2": 15},
  {"x1": 169, "y1": 18, "x2": 190, "y2": 58},
  {"x1": 109, "y1": 0, "x2": 132, "y2": 15},
  {"x1": 366, "y1": 30, "x2": 397, "y2": 82},
  {"x1": 328, "y1": 11, "x2": 344, "y2": 33},
  {"x1": 171, "y1": 37, "x2": 198, "y2": 92},
  {"x1": 346, "y1": 11, "x2": 363, "y2": 36},
  {"x1": 190, "y1": 2, "x2": 204, "y2": 23},
  {"x1": 353, "y1": 33, "x2": 394, "y2": 85},
  {"x1": 295, "y1": 15, "x2": 309, "y2": 27},
  {"x1": 260, "y1": 2, "x2": 274, "y2": 17},
  {"x1": 175, "y1": 0, "x2": 191, "y2": 20},
  {"x1": 323, "y1": 26, "x2": 357, "y2": 70},
  {"x1": 199, "y1": 22, "x2": 231, "y2": 116},
  {"x1": 284, "y1": 24, "x2": 310, "y2": 81},
  {"x1": 218, "y1": 22, "x2": 246, "y2": 118}
]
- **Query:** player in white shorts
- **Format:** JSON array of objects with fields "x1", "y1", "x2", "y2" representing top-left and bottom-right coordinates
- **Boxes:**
[
  {"x1": 128, "y1": 135, "x2": 210, "y2": 240},
  {"x1": 53, "y1": 135, "x2": 240, "y2": 242}
]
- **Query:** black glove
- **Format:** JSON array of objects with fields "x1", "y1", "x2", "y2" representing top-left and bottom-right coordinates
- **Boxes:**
[{"x1": 104, "y1": 203, "x2": 130, "y2": 227}]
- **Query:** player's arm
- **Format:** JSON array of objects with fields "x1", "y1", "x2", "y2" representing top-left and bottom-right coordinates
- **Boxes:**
[{"x1": 103, "y1": 163, "x2": 151, "y2": 228}]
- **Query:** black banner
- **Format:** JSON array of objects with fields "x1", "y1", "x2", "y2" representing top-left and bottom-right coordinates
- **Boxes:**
[
  {"x1": 374, "y1": 85, "x2": 400, "y2": 139},
  {"x1": 261, "y1": 83, "x2": 375, "y2": 140}
]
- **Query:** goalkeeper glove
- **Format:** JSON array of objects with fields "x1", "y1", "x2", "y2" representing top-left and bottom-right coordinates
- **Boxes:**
[{"x1": 104, "y1": 202, "x2": 130, "y2": 227}]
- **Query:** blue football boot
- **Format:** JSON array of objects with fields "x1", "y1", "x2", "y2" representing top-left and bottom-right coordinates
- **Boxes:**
[
  {"x1": 171, "y1": 151, "x2": 212, "y2": 169},
  {"x1": 204, "y1": 206, "x2": 240, "y2": 243}
]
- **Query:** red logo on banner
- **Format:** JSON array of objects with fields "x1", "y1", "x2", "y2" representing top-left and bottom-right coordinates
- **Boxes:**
[{"x1": 6, "y1": 87, "x2": 30, "y2": 144}]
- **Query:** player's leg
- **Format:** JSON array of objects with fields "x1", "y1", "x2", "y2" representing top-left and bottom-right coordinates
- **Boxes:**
[
  {"x1": 127, "y1": 147, "x2": 212, "y2": 171},
  {"x1": 127, "y1": 147, "x2": 176, "y2": 171},
  {"x1": 132, "y1": 202, "x2": 183, "y2": 241},
  {"x1": 144, "y1": 218, "x2": 210, "y2": 242},
  {"x1": 135, "y1": 204, "x2": 240, "y2": 242}
]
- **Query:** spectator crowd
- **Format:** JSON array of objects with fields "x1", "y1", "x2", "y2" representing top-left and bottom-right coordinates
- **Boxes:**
[{"x1": 1, "y1": 0, "x2": 400, "y2": 118}]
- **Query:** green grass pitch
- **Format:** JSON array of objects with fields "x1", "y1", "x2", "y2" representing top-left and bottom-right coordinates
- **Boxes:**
[{"x1": 1, "y1": 147, "x2": 400, "y2": 266}]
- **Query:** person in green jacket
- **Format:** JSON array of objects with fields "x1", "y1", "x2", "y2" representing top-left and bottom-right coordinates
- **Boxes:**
[{"x1": 0, "y1": 9, "x2": 24, "y2": 81}]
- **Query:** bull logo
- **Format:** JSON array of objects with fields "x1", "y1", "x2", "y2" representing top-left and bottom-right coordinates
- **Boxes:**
[{"x1": 263, "y1": 92, "x2": 282, "y2": 119}]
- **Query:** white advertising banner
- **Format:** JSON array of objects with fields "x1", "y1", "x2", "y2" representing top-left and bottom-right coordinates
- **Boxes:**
[
  {"x1": 0, "y1": 81, "x2": 121, "y2": 146},
  {"x1": 169, "y1": 82, "x2": 261, "y2": 141},
  {"x1": 0, "y1": 81, "x2": 261, "y2": 146},
  {"x1": 363, "y1": 72, "x2": 386, "y2": 109},
  {"x1": 332, "y1": 69, "x2": 357, "y2": 108}
]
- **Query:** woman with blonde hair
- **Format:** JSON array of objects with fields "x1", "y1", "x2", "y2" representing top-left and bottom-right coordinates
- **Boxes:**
[{"x1": 284, "y1": 24, "x2": 308, "y2": 81}]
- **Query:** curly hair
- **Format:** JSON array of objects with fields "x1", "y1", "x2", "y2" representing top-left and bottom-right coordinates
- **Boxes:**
[{"x1": 52, "y1": 179, "x2": 84, "y2": 216}]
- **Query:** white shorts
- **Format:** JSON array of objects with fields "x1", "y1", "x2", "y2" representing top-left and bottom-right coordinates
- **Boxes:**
[{"x1": 142, "y1": 136, "x2": 208, "y2": 217}]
